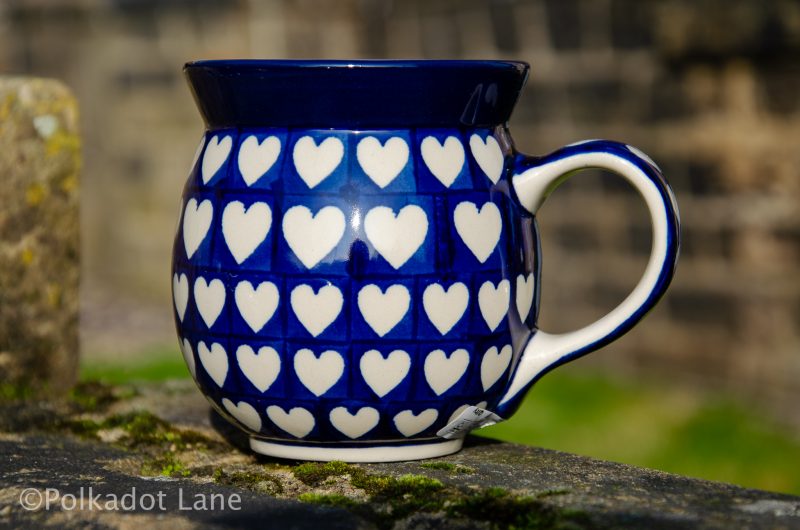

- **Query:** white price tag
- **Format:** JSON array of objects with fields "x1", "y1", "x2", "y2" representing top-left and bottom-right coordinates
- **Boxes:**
[{"x1": 436, "y1": 407, "x2": 504, "y2": 439}]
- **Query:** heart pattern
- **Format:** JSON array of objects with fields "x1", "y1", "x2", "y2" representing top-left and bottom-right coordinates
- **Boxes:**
[
  {"x1": 294, "y1": 348, "x2": 344, "y2": 396},
  {"x1": 357, "y1": 284, "x2": 410, "y2": 337},
  {"x1": 222, "y1": 398, "x2": 262, "y2": 432},
  {"x1": 176, "y1": 132, "x2": 544, "y2": 446},
  {"x1": 236, "y1": 344, "x2": 281, "y2": 392},
  {"x1": 182, "y1": 198, "x2": 213, "y2": 259},
  {"x1": 422, "y1": 282, "x2": 469, "y2": 335},
  {"x1": 172, "y1": 273, "x2": 189, "y2": 322},
  {"x1": 469, "y1": 134, "x2": 504, "y2": 184},
  {"x1": 238, "y1": 135, "x2": 281, "y2": 186},
  {"x1": 234, "y1": 281, "x2": 279, "y2": 333},
  {"x1": 293, "y1": 136, "x2": 344, "y2": 188},
  {"x1": 180, "y1": 338, "x2": 195, "y2": 379},
  {"x1": 480, "y1": 345, "x2": 512, "y2": 391},
  {"x1": 421, "y1": 135, "x2": 464, "y2": 187},
  {"x1": 290, "y1": 284, "x2": 343, "y2": 337},
  {"x1": 222, "y1": 201, "x2": 272, "y2": 264},
  {"x1": 424, "y1": 349, "x2": 470, "y2": 396},
  {"x1": 360, "y1": 349, "x2": 411, "y2": 397},
  {"x1": 329, "y1": 407, "x2": 379, "y2": 439},
  {"x1": 198, "y1": 341, "x2": 228, "y2": 387},
  {"x1": 478, "y1": 279, "x2": 510, "y2": 331},
  {"x1": 516, "y1": 273, "x2": 535, "y2": 323},
  {"x1": 194, "y1": 277, "x2": 226, "y2": 328},
  {"x1": 453, "y1": 201, "x2": 502, "y2": 263},
  {"x1": 364, "y1": 205, "x2": 428, "y2": 269},
  {"x1": 393, "y1": 409, "x2": 438, "y2": 437},
  {"x1": 202, "y1": 135, "x2": 232, "y2": 184},
  {"x1": 283, "y1": 205, "x2": 345, "y2": 269},
  {"x1": 266, "y1": 405, "x2": 315, "y2": 438},
  {"x1": 357, "y1": 136, "x2": 409, "y2": 188},
  {"x1": 190, "y1": 136, "x2": 205, "y2": 170}
]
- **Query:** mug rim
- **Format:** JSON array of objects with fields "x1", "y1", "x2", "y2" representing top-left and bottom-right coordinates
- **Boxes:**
[
  {"x1": 184, "y1": 58, "x2": 529, "y2": 73},
  {"x1": 184, "y1": 59, "x2": 530, "y2": 128}
]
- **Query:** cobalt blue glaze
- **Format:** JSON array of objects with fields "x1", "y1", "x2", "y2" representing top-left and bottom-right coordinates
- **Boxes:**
[
  {"x1": 184, "y1": 60, "x2": 529, "y2": 128},
  {"x1": 172, "y1": 60, "x2": 679, "y2": 460}
]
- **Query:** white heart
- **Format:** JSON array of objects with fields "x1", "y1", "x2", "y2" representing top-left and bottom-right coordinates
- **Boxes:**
[
  {"x1": 198, "y1": 341, "x2": 228, "y2": 387},
  {"x1": 422, "y1": 282, "x2": 469, "y2": 335},
  {"x1": 180, "y1": 338, "x2": 195, "y2": 379},
  {"x1": 364, "y1": 205, "x2": 428, "y2": 269},
  {"x1": 238, "y1": 135, "x2": 281, "y2": 186},
  {"x1": 481, "y1": 345, "x2": 512, "y2": 391},
  {"x1": 453, "y1": 201, "x2": 502, "y2": 263},
  {"x1": 266, "y1": 405, "x2": 315, "y2": 439},
  {"x1": 282, "y1": 205, "x2": 346, "y2": 269},
  {"x1": 329, "y1": 407, "x2": 379, "y2": 439},
  {"x1": 201, "y1": 135, "x2": 232, "y2": 184},
  {"x1": 292, "y1": 136, "x2": 344, "y2": 188},
  {"x1": 421, "y1": 136, "x2": 465, "y2": 187},
  {"x1": 190, "y1": 136, "x2": 205, "y2": 170},
  {"x1": 478, "y1": 279, "x2": 510, "y2": 331},
  {"x1": 357, "y1": 284, "x2": 410, "y2": 337},
  {"x1": 424, "y1": 349, "x2": 470, "y2": 396},
  {"x1": 234, "y1": 281, "x2": 279, "y2": 333},
  {"x1": 172, "y1": 273, "x2": 189, "y2": 322},
  {"x1": 194, "y1": 277, "x2": 226, "y2": 328},
  {"x1": 393, "y1": 409, "x2": 438, "y2": 437},
  {"x1": 182, "y1": 198, "x2": 213, "y2": 259},
  {"x1": 236, "y1": 345, "x2": 281, "y2": 393},
  {"x1": 174, "y1": 198, "x2": 184, "y2": 236},
  {"x1": 222, "y1": 398, "x2": 261, "y2": 432},
  {"x1": 222, "y1": 201, "x2": 272, "y2": 264},
  {"x1": 290, "y1": 284, "x2": 343, "y2": 337},
  {"x1": 516, "y1": 273, "x2": 535, "y2": 322},
  {"x1": 294, "y1": 349, "x2": 344, "y2": 396},
  {"x1": 356, "y1": 136, "x2": 409, "y2": 188},
  {"x1": 469, "y1": 134, "x2": 504, "y2": 184},
  {"x1": 360, "y1": 349, "x2": 411, "y2": 397},
  {"x1": 447, "y1": 401, "x2": 488, "y2": 425}
]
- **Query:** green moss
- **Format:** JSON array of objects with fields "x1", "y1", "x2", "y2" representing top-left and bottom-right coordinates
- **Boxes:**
[
  {"x1": 68, "y1": 380, "x2": 134, "y2": 412},
  {"x1": 141, "y1": 454, "x2": 191, "y2": 478},
  {"x1": 0, "y1": 383, "x2": 34, "y2": 401},
  {"x1": 64, "y1": 417, "x2": 103, "y2": 438},
  {"x1": 61, "y1": 410, "x2": 220, "y2": 455},
  {"x1": 290, "y1": 461, "x2": 590, "y2": 529},
  {"x1": 419, "y1": 462, "x2": 476, "y2": 474},
  {"x1": 447, "y1": 487, "x2": 589, "y2": 530},
  {"x1": 213, "y1": 468, "x2": 284, "y2": 496},
  {"x1": 99, "y1": 410, "x2": 218, "y2": 450},
  {"x1": 298, "y1": 493, "x2": 359, "y2": 509},
  {"x1": 293, "y1": 460, "x2": 355, "y2": 486}
]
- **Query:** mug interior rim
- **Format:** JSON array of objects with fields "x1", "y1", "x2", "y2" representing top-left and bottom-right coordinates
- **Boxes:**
[{"x1": 184, "y1": 59, "x2": 529, "y2": 73}]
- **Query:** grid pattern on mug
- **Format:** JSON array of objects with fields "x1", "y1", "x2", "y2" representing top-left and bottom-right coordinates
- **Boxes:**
[{"x1": 171, "y1": 128, "x2": 537, "y2": 442}]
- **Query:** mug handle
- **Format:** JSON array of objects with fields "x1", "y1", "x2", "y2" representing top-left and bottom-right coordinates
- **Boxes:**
[{"x1": 495, "y1": 140, "x2": 680, "y2": 416}]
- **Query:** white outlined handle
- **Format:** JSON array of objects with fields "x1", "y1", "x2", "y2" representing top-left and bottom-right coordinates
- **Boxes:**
[{"x1": 496, "y1": 140, "x2": 680, "y2": 414}]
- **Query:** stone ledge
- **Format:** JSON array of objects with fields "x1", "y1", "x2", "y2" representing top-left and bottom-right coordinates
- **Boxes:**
[{"x1": 1, "y1": 380, "x2": 798, "y2": 529}]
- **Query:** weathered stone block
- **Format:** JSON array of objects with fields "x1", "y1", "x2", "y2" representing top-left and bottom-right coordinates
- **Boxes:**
[
  {"x1": 1, "y1": 381, "x2": 798, "y2": 529},
  {"x1": 0, "y1": 77, "x2": 80, "y2": 397}
]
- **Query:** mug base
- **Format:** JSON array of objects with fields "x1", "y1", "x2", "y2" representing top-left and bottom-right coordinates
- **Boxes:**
[{"x1": 249, "y1": 437, "x2": 464, "y2": 463}]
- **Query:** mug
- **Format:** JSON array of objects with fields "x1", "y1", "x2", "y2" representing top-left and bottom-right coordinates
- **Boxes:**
[{"x1": 172, "y1": 60, "x2": 679, "y2": 462}]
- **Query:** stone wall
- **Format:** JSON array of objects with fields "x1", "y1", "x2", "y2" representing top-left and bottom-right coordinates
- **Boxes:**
[
  {"x1": 0, "y1": 77, "x2": 80, "y2": 395},
  {"x1": 1, "y1": 0, "x2": 798, "y2": 419}
]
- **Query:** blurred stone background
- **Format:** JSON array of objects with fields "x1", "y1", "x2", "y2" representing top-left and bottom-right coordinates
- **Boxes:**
[{"x1": 1, "y1": 0, "x2": 797, "y2": 423}]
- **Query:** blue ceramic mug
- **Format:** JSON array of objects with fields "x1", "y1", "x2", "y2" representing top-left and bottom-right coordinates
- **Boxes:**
[{"x1": 172, "y1": 60, "x2": 679, "y2": 462}]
